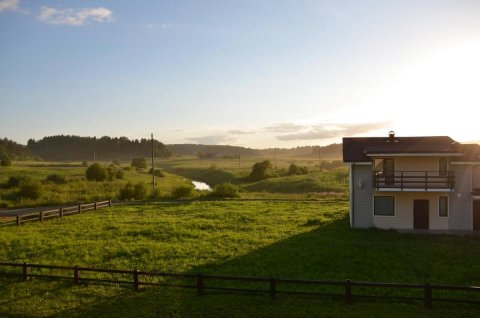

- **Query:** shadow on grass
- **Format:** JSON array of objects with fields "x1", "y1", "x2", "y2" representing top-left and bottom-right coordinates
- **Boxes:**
[{"x1": 3, "y1": 215, "x2": 480, "y2": 317}]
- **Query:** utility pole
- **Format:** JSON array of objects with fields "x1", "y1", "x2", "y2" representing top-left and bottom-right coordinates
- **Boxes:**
[{"x1": 151, "y1": 133, "x2": 155, "y2": 190}]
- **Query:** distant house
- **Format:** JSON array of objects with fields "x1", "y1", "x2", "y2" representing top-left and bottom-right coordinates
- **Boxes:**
[{"x1": 343, "y1": 132, "x2": 480, "y2": 232}]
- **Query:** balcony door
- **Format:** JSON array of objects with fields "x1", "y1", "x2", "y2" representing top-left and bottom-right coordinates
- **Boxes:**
[
  {"x1": 414, "y1": 200, "x2": 429, "y2": 230},
  {"x1": 384, "y1": 158, "x2": 395, "y2": 186}
]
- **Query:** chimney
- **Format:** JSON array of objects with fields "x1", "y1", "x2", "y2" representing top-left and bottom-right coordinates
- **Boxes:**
[{"x1": 388, "y1": 131, "x2": 395, "y2": 142}]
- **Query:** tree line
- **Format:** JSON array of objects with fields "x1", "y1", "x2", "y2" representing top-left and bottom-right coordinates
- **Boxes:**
[{"x1": 26, "y1": 135, "x2": 171, "y2": 161}]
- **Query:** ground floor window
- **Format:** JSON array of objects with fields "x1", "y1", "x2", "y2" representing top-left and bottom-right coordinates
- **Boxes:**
[
  {"x1": 374, "y1": 196, "x2": 395, "y2": 216},
  {"x1": 439, "y1": 196, "x2": 448, "y2": 217}
]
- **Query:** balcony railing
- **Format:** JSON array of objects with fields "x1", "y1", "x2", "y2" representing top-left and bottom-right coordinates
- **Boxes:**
[{"x1": 373, "y1": 171, "x2": 455, "y2": 191}]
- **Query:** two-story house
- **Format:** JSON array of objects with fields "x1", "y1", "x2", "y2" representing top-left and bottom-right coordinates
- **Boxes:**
[{"x1": 343, "y1": 132, "x2": 480, "y2": 232}]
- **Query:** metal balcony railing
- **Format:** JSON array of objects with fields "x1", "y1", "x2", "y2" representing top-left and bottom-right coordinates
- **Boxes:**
[{"x1": 373, "y1": 171, "x2": 455, "y2": 191}]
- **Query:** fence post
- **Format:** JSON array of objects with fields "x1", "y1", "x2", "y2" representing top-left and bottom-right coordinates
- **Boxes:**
[
  {"x1": 108, "y1": 199, "x2": 112, "y2": 207},
  {"x1": 40, "y1": 211, "x2": 44, "y2": 222},
  {"x1": 60, "y1": 208, "x2": 64, "y2": 218},
  {"x1": 133, "y1": 269, "x2": 140, "y2": 291},
  {"x1": 94, "y1": 202, "x2": 97, "y2": 210},
  {"x1": 270, "y1": 277, "x2": 277, "y2": 300},
  {"x1": 345, "y1": 279, "x2": 352, "y2": 304},
  {"x1": 424, "y1": 283, "x2": 432, "y2": 309},
  {"x1": 74, "y1": 265, "x2": 80, "y2": 285},
  {"x1": 78, "y1": 204, "x2": 82, "y2": 213},
  {"x1": 196, "y1": 273, "x2": 204, "y2": 295},
  {"x1": 16, "y1": 215, "x2": 20, "y2": 226},
  {"x1": 23, "y1": 262, "x2": 30, "y2": 282}
]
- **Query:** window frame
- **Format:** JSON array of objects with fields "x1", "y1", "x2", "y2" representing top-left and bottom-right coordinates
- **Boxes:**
[
  {"x1": 438, "y1": 195, "x2": 449, "y2": 218},
  {"x1": 374, "y1": 195, "x2": 396, "y2": 217}
]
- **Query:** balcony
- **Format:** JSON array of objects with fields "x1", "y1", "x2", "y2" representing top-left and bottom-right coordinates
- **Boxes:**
[{"x1": 373, "y1": 171, "x2": 455, "y2": 192}]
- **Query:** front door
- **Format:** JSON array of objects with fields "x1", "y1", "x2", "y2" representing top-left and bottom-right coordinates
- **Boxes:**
[
  {"x1": 474, "y1": 200, "x2": 480, "y2": 231},
  {"x1": 414, "y1": 200, "x2": 429, "y2": 230}
]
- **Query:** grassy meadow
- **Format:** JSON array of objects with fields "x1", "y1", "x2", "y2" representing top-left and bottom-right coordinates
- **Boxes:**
[
  {"x1": 1, "y1": 200, "x2": 480, "y2": 317},
  {"x1": 0, "y1": 155, "x2": 348, "y2": 208}
]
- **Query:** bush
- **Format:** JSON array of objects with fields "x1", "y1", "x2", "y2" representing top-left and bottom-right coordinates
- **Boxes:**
[
  {"x1": 211, "y1": 182, "x2": 239, "y2": 198},
  {"x1": 5, "y1": 175, "x2": 32, "y2": 188},
  {"x1": 171, "y1": 185, "x2": 194, "y2": 198},
  {"x1": 149, "y1": 187, "x2": 162, "y2": 200},
  {"x1": 288, "y1": 163, "x2": 309, "y2": 175},
  {"x1": 131, "y1": 158, "x2": 147, "y2": 169},
  {"x1": 1, "y1": 155, "x2": 11, "y2": 167},
  {"x1": 149, "y1": 168, "x2": 165, "y2": 177},
  {"x1": 106, "y1": 164, "x2": 124, "y2": 181},
  {"x1": 112, "y1": 159, "x2": 121, "y2": 166},
  {"x1": 81, "y1": 160, "x2": 88, "y2": 167},
  {"x1": 248, "y1": 160, "x2": 272, "y2": 181},
  {"x1": 86, "y1": 163, "x2": 108, "y2": 181},
  {"x1": 119, "y1": 182, "x2": 148, "y2": 200},
  {"x1": 18, "y1": 180, "x2": 43, "y2": 200},
  {"x1": 46, "y1": 174, "x2": 66, "y2": 184}
]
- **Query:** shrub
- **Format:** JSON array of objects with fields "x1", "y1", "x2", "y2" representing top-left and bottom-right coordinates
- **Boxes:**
[
  {"x1": 171, "y1": 185, "x2": 194, "y2": 198},
  {"x1": 119, "y1": 182, "x2": 148, "y2": 200},
  {"x1": 86, "y1": 163, "x2": 108, "y2": 181},
  {"x1": 1, "y1": 155, "x2": 11, "y2": 167},
  {"x1": 248, "y1": 160, "x2": 272, "y2": 181},
  {"x1": 131, "y1": 158, "x2": 147, "y2": 169},
  {"x1": 149, "y1": 187, "x2": 162, "y2": 200},
  {"x1": 46, "y1": 174, "x2": 66, "y2": 184},
  {"x1": 18, "y1": 180, "x2": 43, "y2": 200},
  {"x1": 288, "y1": 163, "x2": 309, "y2": 175},
  {"x1": 211, "y1": 182, "x2": 239, "y2": 198},
  {"x1": 119, "y1": 183, "x2": 135, "y2": 200},
  {"x1": 133, "y1": 182, "x2": 148, "y2": 200},
  {"x1": 81, "y1": 160, "x2": 88, "y2": 167},
  {"x1": 149, "y1": 168, "x2": 165, "y2": 177},
  {"x1": 5, "y1": 175, "x2": 32, "y2": 188},
  {"x1": 112, "y1": 159, "x2": 121, "y2": 166}
]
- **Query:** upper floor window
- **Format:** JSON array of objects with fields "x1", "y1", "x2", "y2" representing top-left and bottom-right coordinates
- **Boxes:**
[{"x1": 439, "y1": 158, "x2": 448, "y2": 176}]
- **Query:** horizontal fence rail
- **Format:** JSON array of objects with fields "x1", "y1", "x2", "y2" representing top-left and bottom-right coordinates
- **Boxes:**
[
  {"x1": 374, "y1": 171, "x2": 455, "y2": 191},
  {"x1": 0, "y1": 200, "x2": 112, "y2": 227},
  {"x1": 0, "y1": 262, "x2": 478, "y2": 309}
]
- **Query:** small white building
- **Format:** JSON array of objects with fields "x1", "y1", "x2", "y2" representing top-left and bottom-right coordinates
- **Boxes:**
[{"x1": 343, "y1": 132, "x2": 480, "y2": 232}]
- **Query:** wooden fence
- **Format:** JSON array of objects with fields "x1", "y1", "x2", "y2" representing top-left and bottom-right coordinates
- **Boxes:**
[
  {"x1": 0, "y1": 200, "x2": 112, "y2": 227},
  {"x1": 0, "y1": 262, "x2": 478, "y2": 309}
]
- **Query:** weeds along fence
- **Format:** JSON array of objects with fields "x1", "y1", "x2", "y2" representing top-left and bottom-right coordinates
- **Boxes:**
[
  {"x1": 0, "y1": 262, "x2": 479, "y2": 309},
  {"x1": 0, "y1": 200, "x2": 112, "y2": 227}
]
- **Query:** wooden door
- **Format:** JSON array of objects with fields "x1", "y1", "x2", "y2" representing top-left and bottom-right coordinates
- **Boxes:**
[
  {"x1": 414, "y1": 200, "x2": 429, "y2": 230},
  {"x1": 474, "y1": 200, "x2": 480, "y2": 231}
]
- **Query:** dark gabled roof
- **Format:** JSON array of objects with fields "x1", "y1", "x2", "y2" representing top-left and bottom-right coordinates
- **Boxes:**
[
  {"x1": 452, "y1": 144, "x2": 480, "y2": 162},
  {"x1": 343, "y1": 136, "x2": 461, "y2": 162}
]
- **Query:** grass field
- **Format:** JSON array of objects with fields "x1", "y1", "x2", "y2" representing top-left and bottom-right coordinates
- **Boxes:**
[
  {"x1": 0, "y1": 161, "x2": 191, "y2": 208},
  {"x1": 1, "y1": 199, "x2": 479, "y2": 317}
]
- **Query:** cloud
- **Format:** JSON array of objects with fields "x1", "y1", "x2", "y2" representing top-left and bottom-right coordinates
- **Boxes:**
[
  {"x1": 38, "y1": 6, "x2": 113, "y2": 26},
  {"x1": 264, "y1": 123, "x2": 306, "y2": 133},
  {"x1": 0, "y1": 0, "x2": 27, "y2": 14},
  {"x1": 228, "y1": 129, "x2": 255, "y2": 135},
  {"x1": 144, "y1": 23, "x2": 172, "y2": 29},
  {"x1": 188, "y1": 135, "x2": 235, "y2": 145},
  {"x1": 276, "y1": 122, "x2": 389, "y2": 141}
]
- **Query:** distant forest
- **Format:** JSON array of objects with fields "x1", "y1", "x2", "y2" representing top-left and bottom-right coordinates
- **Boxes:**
[
  {"x1": 0, "y1": 135, "x2": 343, "y2": 162},
  {"x1": 27, "y1": 135, "x2": 171, "y2": 161}
]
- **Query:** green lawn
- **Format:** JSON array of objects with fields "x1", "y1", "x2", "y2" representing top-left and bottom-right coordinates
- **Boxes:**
[{"x1": 1, "y1": 199, "x2": 479, "y2": 317}]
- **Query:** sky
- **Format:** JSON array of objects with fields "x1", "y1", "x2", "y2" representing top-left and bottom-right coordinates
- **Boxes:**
[{"x1": 1, "y1": 0, "x2": 479, "y2": 148}]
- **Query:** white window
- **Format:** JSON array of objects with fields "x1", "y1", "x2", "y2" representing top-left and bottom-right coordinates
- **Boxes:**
[
  {"x1": 374, "y1": 196, "x2": 395, "y2": 216},
  {"x1": 439, "y1": 196, "x2": 448, "y2": 217}
]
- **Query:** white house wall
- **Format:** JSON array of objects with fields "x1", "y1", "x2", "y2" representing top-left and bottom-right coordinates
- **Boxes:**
[
  {"x1": 351, "y1": 164, "x2": 374, "y2": 228},
  {"x1": 393, "y1": 157, "x2": 441, "y2": 171},
  {"x1": 373, "y1": 192, "x2": 448, "y2": 230},
  {"x1": 449, "y1": 165, "x2": 472, "y2": 230}
]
